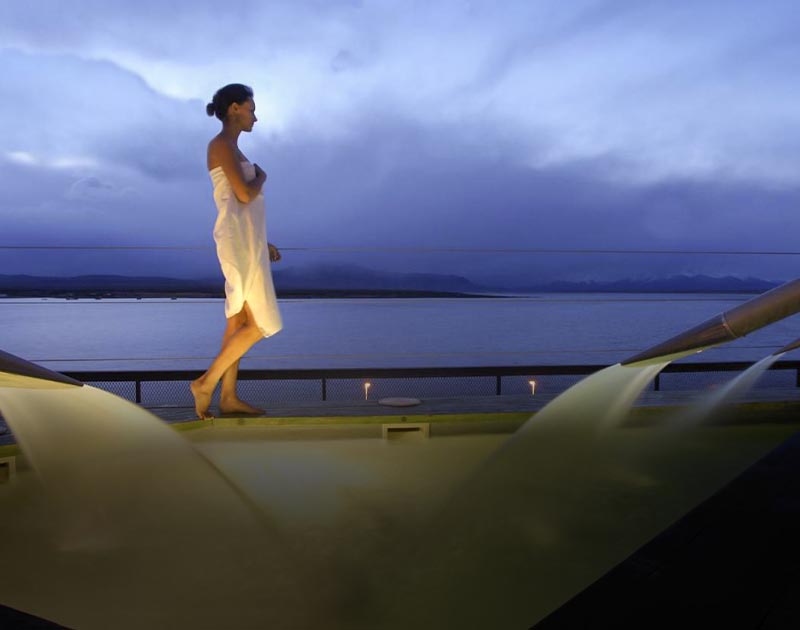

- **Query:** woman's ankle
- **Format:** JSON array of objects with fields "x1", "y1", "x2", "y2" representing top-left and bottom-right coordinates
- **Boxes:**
[{"x1": 220, "y1": 392, "x2": 238, "y2": 404}]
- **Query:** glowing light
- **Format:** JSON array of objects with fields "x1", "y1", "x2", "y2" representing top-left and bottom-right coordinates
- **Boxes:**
[
  {"x1": 528, "y1": 380, "x2": 537, "y2": 396},
  {"x1": 364, "y1": 381, "x2": 372, "y2": 400}
]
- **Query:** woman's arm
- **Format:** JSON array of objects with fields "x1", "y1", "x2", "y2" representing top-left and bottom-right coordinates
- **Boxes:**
[
  {"x1": 268, "y1": 243, "x2": 281, "y2": 262},
  {"x1": 209, "y1": 138, "x2": 266, "y2": 203}
]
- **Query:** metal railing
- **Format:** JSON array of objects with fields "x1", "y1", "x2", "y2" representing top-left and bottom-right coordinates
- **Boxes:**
[{"x1": 59, "y1": 361, "x2": 800, "y2": 405}]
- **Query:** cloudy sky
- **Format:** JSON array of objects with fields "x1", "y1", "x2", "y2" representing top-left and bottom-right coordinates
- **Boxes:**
[{"x1": 1, "y1": 0, "x2": 798, "y2": 284}]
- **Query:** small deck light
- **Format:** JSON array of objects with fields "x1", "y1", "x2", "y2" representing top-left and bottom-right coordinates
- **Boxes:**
[
  {"x1": 364, "y1": 381, "x2": 372, "y2": 400},
  {"x1": 528, "y1": 380, "x2": 537, "y2": 396}
]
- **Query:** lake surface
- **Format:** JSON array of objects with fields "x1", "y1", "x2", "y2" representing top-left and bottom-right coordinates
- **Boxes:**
[{"x1": 3, "y1": 294, "x2": 800, "y2": 372}]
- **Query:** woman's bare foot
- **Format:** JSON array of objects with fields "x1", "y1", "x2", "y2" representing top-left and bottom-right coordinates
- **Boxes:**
[
  {"x1": 219, "y1": 396, "x2": 264, "y2": 415},
  {"x1": 190, "y1": 379, "x2": 214, "y2": 420}
]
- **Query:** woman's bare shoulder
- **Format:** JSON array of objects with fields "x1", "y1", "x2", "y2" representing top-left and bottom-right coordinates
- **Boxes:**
[
  {"x1": 208, "y1": 134, "x2": 230, "y2": 155},
  {"x1": 208, "y1": 135, "x2": 236, "y2": 169}
]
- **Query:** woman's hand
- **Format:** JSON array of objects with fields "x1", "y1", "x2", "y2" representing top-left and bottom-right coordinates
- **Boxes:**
[
  {"x1": 254, "y1": 163, "x2": 267, "y2": 181},
  {"x1": 268, "y1": 243, "x2": 281, "y2": 262}
]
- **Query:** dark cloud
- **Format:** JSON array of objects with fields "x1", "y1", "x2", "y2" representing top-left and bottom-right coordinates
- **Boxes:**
[
  {"x1": 1, "y1": 48, "x2": 206, "y2": 178},
  {"x1": 2, "y1": 2, "x2": 800, "y2": 285},
  {"x1": 4, "y1": 103, "x2": 799, "y2": 283},
  {"x1": 254, "y1": 115, "x2": 800, "y2": 284},
  {"x1": 0, "y1": 0, "x2": 366, "y2": 61},
  {"x1": 462, "y1": 0, "x2": 644, "y2": 93},
  {"x1": 0, "y1": 50, "x2": 217, "y2": 264}
]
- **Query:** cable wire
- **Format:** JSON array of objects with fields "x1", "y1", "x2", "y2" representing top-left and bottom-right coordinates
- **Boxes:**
[{"x1": 3, "y1": 245, "x2": 800, "y2": 256}]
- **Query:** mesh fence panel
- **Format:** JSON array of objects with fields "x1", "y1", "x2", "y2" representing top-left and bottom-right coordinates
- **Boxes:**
[
  {"x1": 85, "y1": 381, "x2": 137, "y2": 402},
  {"x1": 326, "y1": 376, "x2": 497, "y2": 401},
  {"x1": 232, "y1": 379, "x2": 322, "y2": 403},
  {"x1": 64, "y1": 366, "x2": 800, "y2": 407},
  {"x1": 658, "y1": 368, "x2": 796, "y2": 391},
  {"x1": 142, "y1": 381, "x2": 197, "y2": 406},
  {"x1": 500, "y1": 374, "x2": 591, "y2": 396},
  {"x1": 138, "y1": 379, "x2": 323, "y2": 406}
]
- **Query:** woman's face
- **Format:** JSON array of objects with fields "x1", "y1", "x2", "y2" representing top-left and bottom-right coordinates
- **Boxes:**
[{"x1": 231, "y1": 98, "x2": 257, "y2": 131}]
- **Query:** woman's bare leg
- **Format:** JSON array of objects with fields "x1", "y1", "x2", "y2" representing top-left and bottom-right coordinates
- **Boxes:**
[
  {"x1": 190, "y1": 302, "x2": 264, "y2": 419},
  {"x1": 219, "y1": 309, "x2": 264, "y2": 415}
]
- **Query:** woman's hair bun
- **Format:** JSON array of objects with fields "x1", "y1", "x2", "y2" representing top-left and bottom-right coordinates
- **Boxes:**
[{"x1": 206, "y1": 84, "x2": 254, "y2": 121}]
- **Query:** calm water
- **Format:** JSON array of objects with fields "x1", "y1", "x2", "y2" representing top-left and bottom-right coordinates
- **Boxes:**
[{"x1": 3, "y1": 294, "x2": 800, "y2": 372}]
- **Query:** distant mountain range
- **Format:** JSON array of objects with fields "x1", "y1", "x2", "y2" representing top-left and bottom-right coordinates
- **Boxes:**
[
  {"x1": 274, "y1": 265, "x2": 482, "y2": 293},
  {"x1": 510, "y1": 274, "x2": 779, "y2": 293},
  {"x1": 0, "y1": 267, "x2": 782, "y2": 297}
]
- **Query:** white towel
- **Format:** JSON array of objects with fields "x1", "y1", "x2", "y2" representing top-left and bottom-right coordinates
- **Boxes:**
[{"x1": 209, "y1": 161, "x2": 283, "y2": 337}]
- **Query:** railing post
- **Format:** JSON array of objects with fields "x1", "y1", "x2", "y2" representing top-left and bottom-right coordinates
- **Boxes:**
[
  {"x1": 654, "y1": 374, "x2": 660, "y2": 392},
  {"x1": 496, "y1": 375, "x2": 502, "y2": 396},
  {"x1": 322, "y1": 377, "x2": 327, "y2": 401},
  {"x1": 796, "y1": 368, "x2": 800, "y2": 388},
  {"x1": 135, "y1": 379, "x2": 142, "y2": 403}
]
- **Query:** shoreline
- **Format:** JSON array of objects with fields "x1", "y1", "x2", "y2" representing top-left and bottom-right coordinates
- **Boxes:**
[{"x1": 0, "y1": 288, "x2": 502, "y2": 299}]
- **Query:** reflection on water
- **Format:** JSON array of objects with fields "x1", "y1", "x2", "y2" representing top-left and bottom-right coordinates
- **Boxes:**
[{"x1": 4, "y1": 295, "x2": 799, "y2": 370}]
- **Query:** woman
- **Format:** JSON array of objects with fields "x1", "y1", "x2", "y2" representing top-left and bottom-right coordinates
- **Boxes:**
[{"x1": 191, "y1": 83, "x2": 283, "y2": 419}]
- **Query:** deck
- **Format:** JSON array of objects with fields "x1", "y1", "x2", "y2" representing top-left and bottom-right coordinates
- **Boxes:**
[{"x1": 145, "y1": 387, "x2": 800, "y2": 426}]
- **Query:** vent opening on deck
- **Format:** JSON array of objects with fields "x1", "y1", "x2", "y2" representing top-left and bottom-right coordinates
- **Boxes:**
[
  {"x1": 382, "y1": 422, "x2": 430, "y2": 439},
  {"x1": 0, "y1": 456, "x2": 15, "y2": 483}
]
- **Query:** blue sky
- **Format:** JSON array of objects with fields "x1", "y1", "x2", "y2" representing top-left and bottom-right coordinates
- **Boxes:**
[{"x1": 1, "y1": 0, "x2": 798, "y2": 284}]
